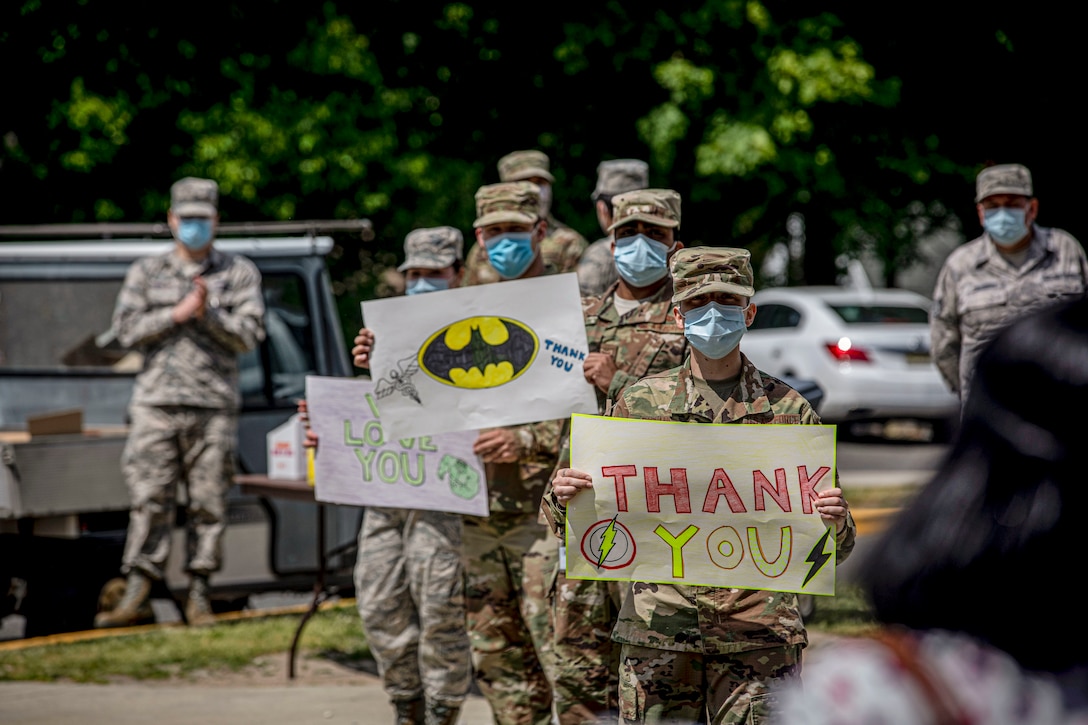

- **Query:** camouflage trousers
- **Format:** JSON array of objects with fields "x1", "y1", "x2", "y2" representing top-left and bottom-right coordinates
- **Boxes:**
[
  {"x1": 121, "y1": 404, "x2": 236, "y2": 580},
  {"x1": 550, "y1": 562, "x2": 624, "y2": 724},
  {"x1": 462, "y1": 512, "x2": 556, "y2": 725},
  {"x1": 618, "y1": 644, "x2": 801, "y2": 724},
  {"x1": 354, "y1": 506, "x2": 471, "y2": 707}
]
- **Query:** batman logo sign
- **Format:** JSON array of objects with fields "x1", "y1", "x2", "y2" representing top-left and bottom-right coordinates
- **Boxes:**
[{"x1": 418, "y1": 316, "x2": 538, "y2": 389}]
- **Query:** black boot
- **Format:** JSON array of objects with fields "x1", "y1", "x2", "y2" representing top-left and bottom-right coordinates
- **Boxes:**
[
  {"x1": 426, "y1": 701, "x2": 461, "y2": 725},
  {"x1": 393, "y1": 697, "x2": 425, "y2": 725}
]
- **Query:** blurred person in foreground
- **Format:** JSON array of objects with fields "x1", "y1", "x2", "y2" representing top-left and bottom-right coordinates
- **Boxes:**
[
  {"x1": 97, "y1": 177, "x2": 265, "y2": 628},
  {"x1": 302, "y1": 227, "x2": 472, "y2": 725},
  {"x1": 931, "y1": 162, "x2": 1088, "y2": 400},
  {"x1": 777, "y1": 298, "x2": 1088, "y2": 724}
]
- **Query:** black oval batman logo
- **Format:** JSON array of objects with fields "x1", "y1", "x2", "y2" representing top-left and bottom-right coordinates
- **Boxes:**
[{"x1": 418, "y1": 316, "x2": 538, "y2": 388}]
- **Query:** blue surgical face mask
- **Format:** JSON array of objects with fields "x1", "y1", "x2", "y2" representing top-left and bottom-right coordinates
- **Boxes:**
[
  {"x1": 613, "y1": 234, "x2": 673, "y2": 287},
  {"x1": 485, "y1": 232, "x2": 537, "y2": 279},
  {"x1": 406, "y1": 276, "x2": 451, "y2": 295},
  {"x1": 176, "y1": 218, "x2": 214, "y2": 250},
  {"x1": 683, "y1": 301, "x2": 749, "y2": 359},
  {"x1": 983, "y1": 207, "x2": 1029, "y2": 247}
]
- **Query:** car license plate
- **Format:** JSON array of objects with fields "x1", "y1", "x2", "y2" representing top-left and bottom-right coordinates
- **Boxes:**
[{"x1": 905, "y1": 352, "x2": 930, "y2": 364}]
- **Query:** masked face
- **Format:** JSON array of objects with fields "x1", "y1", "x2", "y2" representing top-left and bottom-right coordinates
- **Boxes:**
[
  {"x1": 176, "y1": 217, "x2": 214, "y2": 250},
  {"x1": 613, "y1": 233, "x2": 674, "y2": 287},
  {"x1": 484, "y1": 231, "x2": 537, "y2": 279},
  {"x1": 682, "y1": 302, "x2": 750, "y2": 359},
  {"x1": 983, "y1": 207, "x2": 1029, "y2": 247},
  {"x1": 406, "y1": 276, "x2": 451, "y2": 295}
]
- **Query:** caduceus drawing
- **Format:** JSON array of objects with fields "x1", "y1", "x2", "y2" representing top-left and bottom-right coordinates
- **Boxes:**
[{"x1": 376, "y1": 354, "x2": 422, "y2": 404}]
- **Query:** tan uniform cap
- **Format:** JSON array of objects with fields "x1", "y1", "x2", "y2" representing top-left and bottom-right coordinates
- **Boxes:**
[
  {"x1": 975, "y1": 163, "x2": 1033, "y2": 202},
  {"x1": 498, "y1": 150, "x2": 555, "y2": 183},
  {"x1": 398, "y1": 226, "x2": 464, "y2": 271},
  {"x1": 671, "y1": 246, "x2": 755, "y2": 304},
  {"x1": 473, "y1": 181, "x2": 541, "y2": 228},
  {"x1": 607, "y1": 188, "x2": 681, "y2": 232},
  {"x1": 171, "y1": 177, "x2": 218, "y2": 217}
]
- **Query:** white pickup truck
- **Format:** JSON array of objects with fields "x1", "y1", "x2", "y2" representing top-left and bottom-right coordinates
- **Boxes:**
[{"x1": 0, "y1": 221, "x2": 368, "y2": 637}]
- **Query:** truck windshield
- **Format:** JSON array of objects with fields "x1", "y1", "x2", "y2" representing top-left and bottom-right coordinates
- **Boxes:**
[
  {"x1": 0, "y1": 279, "x2": 124, "y2": 370},
  {"x1": 0, "y1": 275, "x2": 317, "y2": 407}
]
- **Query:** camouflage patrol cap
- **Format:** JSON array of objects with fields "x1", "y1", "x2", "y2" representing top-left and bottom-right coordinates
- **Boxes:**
[
  {"x1": 671, "y1": 247, "x2": 755, "y2": 304},
  {"x1": 975, "y1": 164, "x2": 1033, "y2": 202},
  {"x1": 170, "y1": 177, "x2": 218, "y2": 217},
  {"x1": 593, "y1": 159, "x2": 649, "y2": 199},
  {"x1": 607, "y1": 188, "x2": 681, "y2": 232},
  {"x1": 397, "y1": 226, "x2": 464, "y2": 271},
  {"x1": 473, "y1": 181, "x2": 541, "y2": 228},
  {"x1": 498, "y1": 150, "x2": 555, "y2": 183}
]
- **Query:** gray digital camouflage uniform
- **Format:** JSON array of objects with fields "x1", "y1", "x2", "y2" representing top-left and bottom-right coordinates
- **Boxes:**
[
  {"x1": 931, "y1": 225, "x2": 1088, "y2": 397},
  {"x1": 351, "y1": 226, "x2": 472, "y2": 724},
  {"x1": 574, "y1": 237, "x2": 617, "y2": 297},
  {"x1": 113, "y1": 245, "x2": 264, "y2": 580},
  {"x1": 354, "y1": 507, "x2": 472, "y2": 716},
  {"x1": 607, "y1": 355, "x2": 856, "y2": 724},
  {"x1": 575, "y1": 159, "x2": 650, "y2": 297}
]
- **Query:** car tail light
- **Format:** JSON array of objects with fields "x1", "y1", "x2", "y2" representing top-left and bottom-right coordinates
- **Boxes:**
[{"x1": 825, "y1": 337, "x2": 870, "y2": 362}]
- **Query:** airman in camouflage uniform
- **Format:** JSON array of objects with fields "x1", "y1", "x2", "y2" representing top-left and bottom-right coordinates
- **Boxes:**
[
  {"x1": 463, "y1": 150, "x2": 589, "y2": 286},
  {"x1": 932, "y1": 163, "x2": 1088, "y2": 398},
  {"x1": 575, "y1": 159, "x2": 650, "y2": 297},
  {"x1": 540, "y1": 188, "x2": 688, "y2": 724},
  {"x1": 463, "y1": 181, "x2": 564, "y2": 725},
  {"x1": 550, "y1": 248, "x2": 856, "y2": 724},
  {"x1": 348, "y1": 227, "x2": 472, "y2": 725},
  {"x1": 97, "y1": 177, "x2": 265, "y2": 629}
]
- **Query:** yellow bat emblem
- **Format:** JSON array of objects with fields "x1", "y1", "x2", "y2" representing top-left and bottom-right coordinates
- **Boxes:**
[{"x1": 418, "y1": 316, "x2": 538, "y2": 389}]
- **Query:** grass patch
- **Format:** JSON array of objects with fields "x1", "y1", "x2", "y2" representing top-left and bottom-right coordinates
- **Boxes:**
[
  {"x1": 0, "y1": 604, "x2": 369, "y2": 683},
  {"x1": 1, "y1": 591, "x2": 879, "y2": 683},
  {"x1": 805, "y1": 582, "x2": 878, "y2": 637}
]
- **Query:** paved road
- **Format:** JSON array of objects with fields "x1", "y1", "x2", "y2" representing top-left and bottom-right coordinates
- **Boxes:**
[{"x1": 0, "y1": 679, "x2": 495, "y2": 725}]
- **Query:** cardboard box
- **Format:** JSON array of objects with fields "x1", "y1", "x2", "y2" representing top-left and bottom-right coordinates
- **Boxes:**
[
  {"x1": 27, "y1": 409, "x2": 83, "y2": 437},
  {"x1": 267, "y1": 413, "x2": 307, "y2": 480}
]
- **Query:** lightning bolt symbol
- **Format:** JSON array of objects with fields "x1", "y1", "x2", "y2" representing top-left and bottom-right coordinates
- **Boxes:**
[
  {"x1": 802, "y1": 527, "x2": 833, "y2": 587},
  {"x1": 596, "y1": 515, "x2": 619, "y2": 569}
]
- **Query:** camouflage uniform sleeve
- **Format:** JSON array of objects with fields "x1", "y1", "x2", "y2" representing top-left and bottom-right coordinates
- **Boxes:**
[
  {"x1": 112, "y1": 259, "x2": 177, "y2": 349},
  {"x1": 539, "y1": 415, "x2": 575, "y2": 538},
  {"x1": 607, "y1": 369, "x2": 640, "y2": 403},
  {"x1": 200, "y1": 257, "x2": 266, "y2": 353},
  {"x1": 930, "y1": 261, "x2": 961, "y2": 395},
  {"x1": 801, "y1": 404, "x2": 856, "y2": 562}
]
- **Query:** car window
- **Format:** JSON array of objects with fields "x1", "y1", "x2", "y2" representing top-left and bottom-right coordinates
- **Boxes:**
[
  {"x1": 749, "y1": 303, "x2": 802, "y2": 330},
  {"x1": 828, "y1": 304, "x2": 928, "y2": 324},
  {"x1": 239, "y1": 272, "x2": 317, "y2": 408}
]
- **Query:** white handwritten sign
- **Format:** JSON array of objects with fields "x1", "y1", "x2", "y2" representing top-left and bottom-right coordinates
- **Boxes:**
[
  {"x1": 361, "y1": 273, "x2": 598, "y2": 441},
  {"x1": 567, "y1": 414, "x2": 839, "y2": 595},
  {"x1": 306, "y1": 376, "x2": 488, "y2": 516}
]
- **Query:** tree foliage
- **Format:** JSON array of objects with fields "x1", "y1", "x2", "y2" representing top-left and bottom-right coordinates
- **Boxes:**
[{"x1": 2, "y1": 0, "x2": 1080, "y2": 311}]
